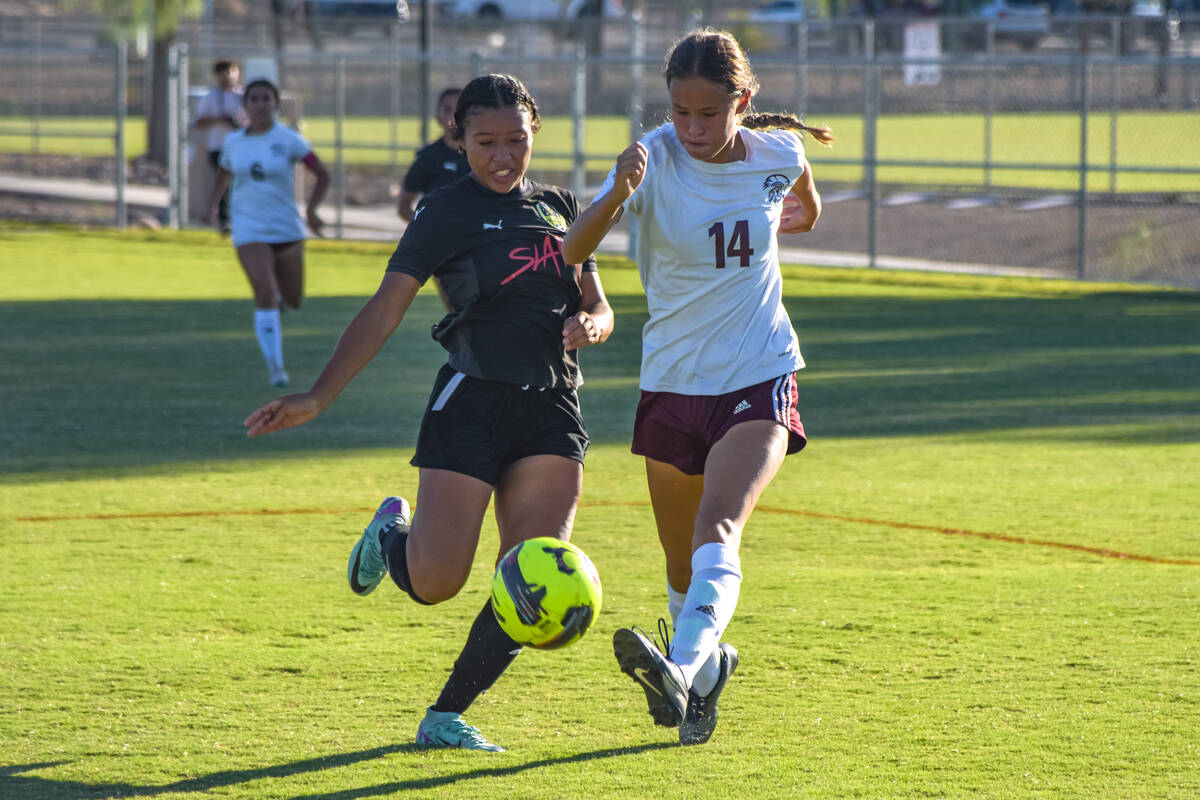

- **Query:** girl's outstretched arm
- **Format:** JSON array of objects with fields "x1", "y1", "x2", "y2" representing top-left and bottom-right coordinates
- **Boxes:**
[{"x1": 244, "y1": 271, "x2": 421, "y2": 437}]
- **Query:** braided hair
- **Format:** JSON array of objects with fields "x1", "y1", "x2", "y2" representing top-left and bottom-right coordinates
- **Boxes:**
[{"x1": 451, "y1": 74, "x2": 542, "y2": 140}]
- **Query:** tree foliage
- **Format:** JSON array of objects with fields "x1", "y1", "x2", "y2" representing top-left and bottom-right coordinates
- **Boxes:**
[{"x1": 76, "y1": 0, "x2": 204, "y2": 41}]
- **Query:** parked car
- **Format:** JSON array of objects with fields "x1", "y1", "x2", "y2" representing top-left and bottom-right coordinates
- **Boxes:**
[
  {"x1": 971, "y1": 0, "x2": 1051, "y2": 50},
  {"x1": 445, "y1": 0, "x2": 622, "y2": 20},
  {"x1": 1050, "y1": 0, "x2": 1177, "y2": 53},
  {"x1": 303, "y1": 0, "x2": 410, "y2": 22},
  {"x1": 749, "y1": 0, "x2": 808, "y2": 22}
]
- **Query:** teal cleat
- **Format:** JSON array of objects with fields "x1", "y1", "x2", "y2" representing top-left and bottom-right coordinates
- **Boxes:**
[
  {"x1": 679, "y1": 642, "x2": 739, "y2": 745},
  {"x1": 347, "y1": 496, "x2": 410, "y2": 596},
  {"x1": 416, "y1": 708, "x2": 505, "y2": 752}
]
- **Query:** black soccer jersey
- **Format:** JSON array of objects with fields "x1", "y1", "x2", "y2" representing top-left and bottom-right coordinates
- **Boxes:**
[
  {"x1": 387, "y1": 176, "x2": 599, "y2": 389},
  {"x1": 401, "y1": 139, "x2": 471, "y2": 196}
]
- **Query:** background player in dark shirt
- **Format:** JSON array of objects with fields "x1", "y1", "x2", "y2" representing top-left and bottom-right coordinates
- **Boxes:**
[
  {"x1": 243, "y1": 74, "x2": 613, "y2": 752},
  {"x1": 396, "y1": 88, "x2": 471, "y2": 223}
]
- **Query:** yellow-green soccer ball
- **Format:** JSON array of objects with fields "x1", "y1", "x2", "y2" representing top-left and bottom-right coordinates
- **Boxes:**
[{"x1": 490, "y1": 537, "x2": 602, "y2": 650}]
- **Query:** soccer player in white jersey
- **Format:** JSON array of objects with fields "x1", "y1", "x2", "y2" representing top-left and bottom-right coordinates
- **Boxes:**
[
  {"x1": 563, "y1": 28, "x2": 834, "y2": 746},
  {"x1": 206, "y1": 78, "x2": 331, "y2": 389}
]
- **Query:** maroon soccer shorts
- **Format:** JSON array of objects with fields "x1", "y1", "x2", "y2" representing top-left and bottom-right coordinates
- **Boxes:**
[{"x1": 631, "y1": 373, "x2": 807, "y2": 476}]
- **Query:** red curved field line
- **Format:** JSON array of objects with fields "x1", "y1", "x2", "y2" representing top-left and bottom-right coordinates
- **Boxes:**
[
  {"x1": 11, "y1": 503, "x2": 1198, "y2": 566},
  {"x1": 753, "y1": 505, "x2": 1200, "y2": 566}
]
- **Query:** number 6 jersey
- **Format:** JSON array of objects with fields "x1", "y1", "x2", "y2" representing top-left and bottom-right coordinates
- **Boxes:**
[{"x1": 598, "y1": 123, "x2": 807, "y2": 394}]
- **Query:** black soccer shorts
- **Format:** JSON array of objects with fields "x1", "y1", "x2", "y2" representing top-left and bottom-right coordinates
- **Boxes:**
[{"x1": 411, "y1": 364, "x2": 589, "y2": 486}]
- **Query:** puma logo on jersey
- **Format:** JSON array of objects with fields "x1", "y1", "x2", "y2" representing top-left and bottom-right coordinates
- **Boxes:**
[
  {"x1": 733, "y1": 400, "x2": 751, "y2": 415},
  {"x1": 483, "y1": 220, "x2": 503, "y2": 230}
]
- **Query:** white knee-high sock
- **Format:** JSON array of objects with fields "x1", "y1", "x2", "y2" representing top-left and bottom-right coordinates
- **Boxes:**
[
  {"x1": 669, "y1": 542, "x2": 742, "y2": 689},
  {"x1": 254, "y1": 309, "x2": 284, "y2": 370},
  {"x1": 667, "y1": 584, "x2": 686, "y2": 628},
  {"x1": 669, "y1": 580, "x2": 721, "y2": 696}
]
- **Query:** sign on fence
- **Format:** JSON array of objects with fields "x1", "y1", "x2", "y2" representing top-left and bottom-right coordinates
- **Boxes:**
[{"x1": 904, "y1": 22, "x2": 941, "y2": 86}]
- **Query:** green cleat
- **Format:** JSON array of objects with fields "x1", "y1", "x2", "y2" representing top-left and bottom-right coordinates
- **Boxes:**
[
  {"x1": 679, "y1": 642, "x2": 739, "y2": 745},
  {"x1": 347, "y1": 496, "x2": 410, "y2": 596},
  {"x1": 416, "y1": 708, "x2": 505, "y2": 752}
]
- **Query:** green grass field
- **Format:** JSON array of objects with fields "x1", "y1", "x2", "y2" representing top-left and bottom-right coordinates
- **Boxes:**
[
  {"x1": 1, "y1": 226, "x2": 1199, "y2": 799},
  {"x1": 3, "y1": 111, "x2": 1199, "y2": 192}
]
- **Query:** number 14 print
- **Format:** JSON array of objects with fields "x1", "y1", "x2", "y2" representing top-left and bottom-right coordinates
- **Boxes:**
[{"x1": 707, "y1": 220, "x2": 754, "y2": 268}]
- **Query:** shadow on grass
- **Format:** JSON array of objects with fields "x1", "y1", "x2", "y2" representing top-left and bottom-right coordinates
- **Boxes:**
[
  {"x1": 2, "y1": 285, "x2": 1198, "y2": 478},
  {"x1": 0, "y1": 742, "x2": 677, "y2": 799}
]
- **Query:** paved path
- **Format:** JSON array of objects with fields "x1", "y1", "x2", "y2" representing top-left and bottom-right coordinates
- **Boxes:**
[{"x1": 0, "y1": 172, "x2": 1061, "y2": 280}]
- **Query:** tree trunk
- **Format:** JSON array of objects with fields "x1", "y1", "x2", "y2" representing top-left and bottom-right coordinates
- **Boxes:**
[{"x1": 145, "y1": 32, "x2": 175, "y2": 166}]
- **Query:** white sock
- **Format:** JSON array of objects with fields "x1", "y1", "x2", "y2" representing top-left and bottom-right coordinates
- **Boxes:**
[
  {"x1": 669, "y1": 580, "x2": 720, "y2": 695},
  {"x1": 690, "y1": 648, "x2": 722, "y2": 697},
  {"x1": 254, "y1": 309, "x2": 284, "y2": 371},
  {"x1": 669, "y1": 542, "x2": 742, "y2": 688},
  {"x1": 667, "y1": 583, "x2": 686, "y2": 629}
]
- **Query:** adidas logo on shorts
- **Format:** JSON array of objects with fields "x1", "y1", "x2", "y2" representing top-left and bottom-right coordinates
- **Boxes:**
[{"x1": 733, "y1": 399, "x2": 751, "y2": 415}]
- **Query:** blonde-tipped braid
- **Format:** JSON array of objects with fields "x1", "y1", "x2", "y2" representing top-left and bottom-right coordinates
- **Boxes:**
[{"x1": 742, "y1": 112, "x2": 834, "y2": 147}]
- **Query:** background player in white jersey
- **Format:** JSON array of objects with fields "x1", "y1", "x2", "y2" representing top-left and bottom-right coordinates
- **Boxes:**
[
  {"x1": 243, "y1": 74, "x2": 613, "y2": 752},
  {"x1": 206, "y1": 78, "x2": 331, "y2": 389},
  {"x1": 563, "y1": 28, "x2": 833, "y2": 746}
]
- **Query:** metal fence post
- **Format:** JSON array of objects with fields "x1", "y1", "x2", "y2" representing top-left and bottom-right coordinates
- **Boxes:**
[
  {"x1": 334, "y1": 54, "x2": 345, "y2": 240},
  {"x1": 178, "y1": 43, "x2": 190, "y2": 227},
  {"x1": 984, "y1": 23, "x2": 995, "y2": 191},
  {"x1": 116, "y1": 40, "x2": 127, "y2": 230},
  {"x1": 1077, "y1": 57, "x2": 1090, "y2": 281},
  {"x1": 167, "y1": 42, "x2": 180, "y2": 229},
  {"x1": 1110, "y1": 56, "x2": 1119, "y2": 193},
  {"x1": 390, "y1": 45, "x2": 400, "y2": 162},
  {"x1": 32, "y1": 19, "x2": 42, "y2": 156},
  {"x1": 628, "y1": 13, "x2": 644, "y2": 142},
  {"x1": 864, "y1": 23, "x2": 878, "y2": 269},
  {"x1": 628, "y1": 16, "x2": 644, "y2": 261},
  {"x1": 572, "y1": 45, "x2": 586, "y2": 199},
  {"x1": 794, "y1": 22, "x2": 808, "y2": 115}
]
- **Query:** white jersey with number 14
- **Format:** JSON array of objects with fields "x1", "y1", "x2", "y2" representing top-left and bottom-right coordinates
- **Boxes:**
[{"x1": 597, "y1": 123, "x2": 807, "y2": 395}]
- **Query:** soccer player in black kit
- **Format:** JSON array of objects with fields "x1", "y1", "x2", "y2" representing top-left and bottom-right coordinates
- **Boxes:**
[
  {"x1": 396, "y1": 87, "x2": 471, "y2": 223},
  {"x1": 243, "y1": 74, "x2": 614, "y2": 752}
]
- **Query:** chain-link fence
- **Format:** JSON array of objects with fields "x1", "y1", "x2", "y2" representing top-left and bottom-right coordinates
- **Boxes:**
[{"x1": 0, "y1": 15, "x2": 1197, "y2": 286}]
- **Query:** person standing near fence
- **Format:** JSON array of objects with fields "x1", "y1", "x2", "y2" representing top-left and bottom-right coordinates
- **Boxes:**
[
  {"x1": 206, "y1": 77, "x2": 331, "y2": 389},
  {"x1": 242, "y1": 74, "x2": 614, "y2": 752},
  {"x1": 562, "y1": 28, "x2": 833, "y2": 746},
  {"x1": 195, "y1": 60, "x2": 248, "y2": 235},
  {"x1": 396, "y1": 87, "x2": 470, "y2": 223}
]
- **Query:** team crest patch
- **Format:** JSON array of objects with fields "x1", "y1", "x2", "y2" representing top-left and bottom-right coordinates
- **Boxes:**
[
  {"x1": 763, "y1": 173, "x2": 790, "y2": 203},
  {"x1": 270, "y1": 142, "x2": 286, "y2": 157},
  {"x1": 534, "y1": 201, "x2": 568, "y2": 232}
]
